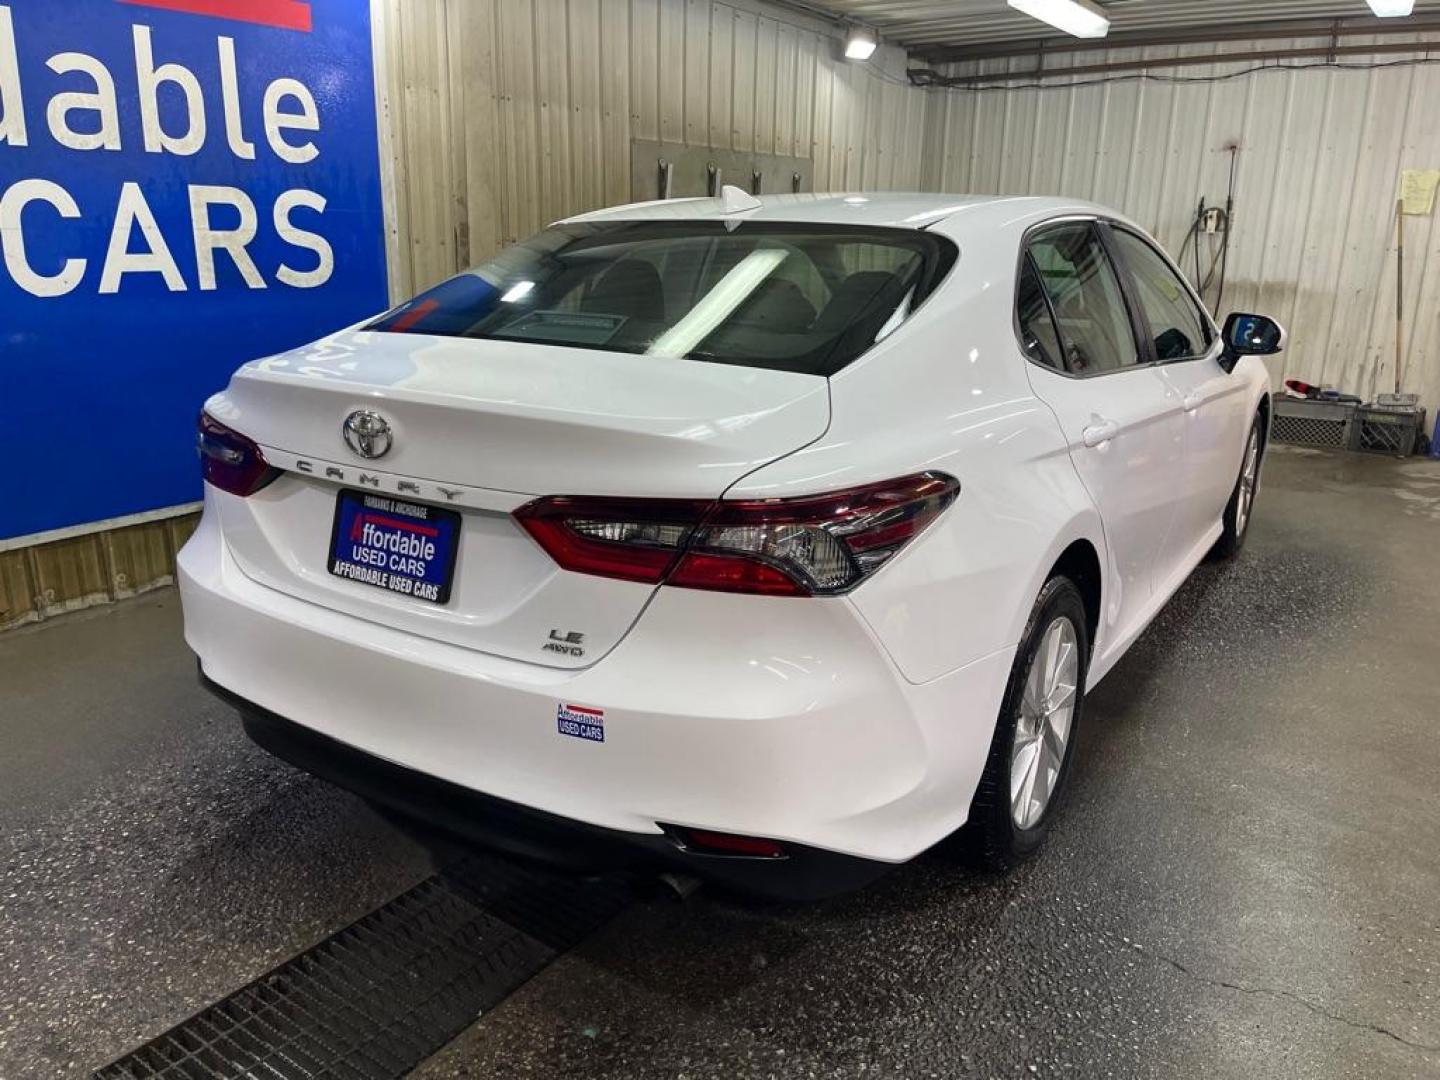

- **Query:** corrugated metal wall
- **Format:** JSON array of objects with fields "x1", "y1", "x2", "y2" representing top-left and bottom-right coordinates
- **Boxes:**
[
  {"x1": 373, "y1": 0, "x2": 929, "y2": 299},
  {"x1": 375, "y1": 7, "x2": 1440, "y2": 411},
  {"x1": 923, "y1": 37, "x2": 1440, "y2": 417}
]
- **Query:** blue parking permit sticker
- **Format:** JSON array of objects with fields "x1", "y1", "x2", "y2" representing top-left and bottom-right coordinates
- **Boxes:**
[{"x1": 557, "y1": 703, "x2": 605, "y2": 743}]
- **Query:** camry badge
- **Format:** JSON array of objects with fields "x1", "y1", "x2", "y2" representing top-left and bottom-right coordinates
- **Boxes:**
[{"x1": 342, "y1": 410, "x2": 393, "y2": 460}]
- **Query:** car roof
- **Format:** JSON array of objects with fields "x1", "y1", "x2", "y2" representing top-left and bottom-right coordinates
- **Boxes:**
[{"x1": 559, "y1": 191, "x2": 1117, "y2": 231}]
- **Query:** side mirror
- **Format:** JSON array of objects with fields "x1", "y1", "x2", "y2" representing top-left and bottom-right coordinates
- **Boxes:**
[{"x1": 1221, "y1": 312, "x2": 1285, "y2": 360}]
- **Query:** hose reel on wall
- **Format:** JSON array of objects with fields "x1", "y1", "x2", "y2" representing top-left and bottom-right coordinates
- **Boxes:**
[{"x1": 1176, "y1": 143, "x2": 1239, "y2": 314}]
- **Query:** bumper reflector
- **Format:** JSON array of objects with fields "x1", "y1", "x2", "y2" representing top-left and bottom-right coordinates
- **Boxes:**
[{"x1": 666, "y1": 826, "x2": 789, "y2": 859}]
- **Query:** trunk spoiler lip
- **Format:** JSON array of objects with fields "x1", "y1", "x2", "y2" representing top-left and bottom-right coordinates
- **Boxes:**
[{"x1": 232, "y1": 333, "x2": 830, "y2": 421}]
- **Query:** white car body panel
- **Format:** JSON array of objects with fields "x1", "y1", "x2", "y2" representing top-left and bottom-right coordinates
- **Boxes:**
[
  {"x1": 179, "y1": 501, "x2": 1012, "y2": 860},
  {"x1": 1158, "y1": 349, "x2": 1257, "y2": 554},
  {"x1": 180, "y1": 192, "x2": 1272, "y2": 872},
  {"x1": 211, "y1": 331, "x2": 831, "y2": 498},
  {"x1": 204, "y1": 333, "x2": 829, "y2": 665},
  {"x1": 1023, "y1": 362, "x2": 1186, "y2": 663}
]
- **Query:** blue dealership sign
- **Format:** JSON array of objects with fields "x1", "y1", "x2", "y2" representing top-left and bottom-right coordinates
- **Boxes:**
[{"x1": 0, "y1": 0, "x2": 388, "y2": 541}]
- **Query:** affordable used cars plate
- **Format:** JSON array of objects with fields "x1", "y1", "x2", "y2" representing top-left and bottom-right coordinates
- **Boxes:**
[{"x1": 327, "y1": 489, "x2": 461, "y2": 605}]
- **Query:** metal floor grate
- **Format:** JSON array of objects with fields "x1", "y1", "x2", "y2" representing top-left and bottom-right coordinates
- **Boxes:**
[{"x1": 94, "y1": 856, "x2": 634, "y2": 1079}]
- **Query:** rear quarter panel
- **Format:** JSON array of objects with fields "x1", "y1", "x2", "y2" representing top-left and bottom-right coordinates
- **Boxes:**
[{"x1": 727, "y1": 213, "x2": 1106, "y2": 685}]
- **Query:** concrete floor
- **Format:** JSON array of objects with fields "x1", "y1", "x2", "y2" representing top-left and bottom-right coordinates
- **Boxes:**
[{"x1": 2, "y1": 445, "x2": 1438, "y2": 1079}]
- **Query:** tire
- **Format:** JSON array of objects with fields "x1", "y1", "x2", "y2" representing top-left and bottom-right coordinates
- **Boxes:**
[
  {"x1": 1212, "y1": 413, "x2": 1264, "y2": 560},
  {"x1": 970, "y1": 576, "x2": 1090, "y2": 870}
]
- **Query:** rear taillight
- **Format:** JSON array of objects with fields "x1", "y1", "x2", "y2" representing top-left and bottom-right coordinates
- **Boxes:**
[
  {"x1": 510, "y1": 496, "x2": 709, "y2": 584},
  {"x1": 197, "y1": 412, "x2": 279, "y2": 497},
  {"x1": 514, "y1": 472, "x2": 958, "y2": 597}
]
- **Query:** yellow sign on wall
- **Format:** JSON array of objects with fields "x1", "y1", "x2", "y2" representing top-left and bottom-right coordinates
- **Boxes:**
[{"x1": 1400, "y1": 169, "x2": 1440, "y2": 216}]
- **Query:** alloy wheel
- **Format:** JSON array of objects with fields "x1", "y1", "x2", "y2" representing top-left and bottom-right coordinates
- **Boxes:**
[
  {"x1": 1235, "y1": 427, "x2": 1260, "y2": 536},
  {"x1": 1010, "y1": 616, "x2": 1079, "y2": 830}
]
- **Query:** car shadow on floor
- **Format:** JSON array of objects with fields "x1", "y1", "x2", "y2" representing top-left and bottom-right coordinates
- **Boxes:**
[{"x1": 569, "y1": 526, "x2": 1384, "y2": 1012}]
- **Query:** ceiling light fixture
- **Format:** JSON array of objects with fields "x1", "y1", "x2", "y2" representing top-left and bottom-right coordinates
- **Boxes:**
[
  {"x1": 1366, "y1": 0, "x2": 1415, "y2": 15},
  {"x1": 1006, "y1": 0, "x2": 1111, "y2": 39},
  {"x1": 843, "y1": 24, "x2": 878, "y2": 60}
]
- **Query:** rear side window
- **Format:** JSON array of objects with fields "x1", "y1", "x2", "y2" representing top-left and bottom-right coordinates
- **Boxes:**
[
  {"x1": 1108, "y1": 228, "x2": 1212, "y2": 361},
  {"x1": 369, "y1": 222, "x2": 956, "y2": 377},
  {"x1": 1027, "y1": 224, "x2": 1138, "y2": 375},
  {"x1": 1017, "y1": 254, "x2": 1064, "y2": 370}
]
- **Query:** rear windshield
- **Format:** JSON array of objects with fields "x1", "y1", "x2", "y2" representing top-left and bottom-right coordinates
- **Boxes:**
[{"x1": 367, "y1": 221, "x2": 956, "y2": 377}]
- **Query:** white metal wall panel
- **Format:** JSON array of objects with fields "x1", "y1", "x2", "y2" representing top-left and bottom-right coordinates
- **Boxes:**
[
  {"x1": 377, "y1": 0, "x2": 928, "y2": 298},
  {"x1": 927, "y1": 37, "x2": 1440, "y2": 418}
]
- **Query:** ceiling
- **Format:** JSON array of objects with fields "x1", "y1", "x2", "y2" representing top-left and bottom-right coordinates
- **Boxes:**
[{"x1": 794, "y1": 0, "x2": 1440, "y2": 56}]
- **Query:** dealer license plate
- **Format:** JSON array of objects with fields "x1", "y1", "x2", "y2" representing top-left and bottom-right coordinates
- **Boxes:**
[{"x1": 327, "y1": 489, "x2": 460, "y2": 605}]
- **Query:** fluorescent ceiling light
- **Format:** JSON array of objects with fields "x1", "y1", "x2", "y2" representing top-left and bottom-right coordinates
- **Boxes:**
[
  {"x1": 1366, "y1": 0, "x2": 1414, "y2": 15},
  {"x1": 844, "y1": 25, "x2": 878, "y2": 60},
  {"x1": 500, "y1": 280, "x2": 534, "y2": 303},
  {"x1": 1007, "y1": 0, "x2": 1111, "y2": 39}
]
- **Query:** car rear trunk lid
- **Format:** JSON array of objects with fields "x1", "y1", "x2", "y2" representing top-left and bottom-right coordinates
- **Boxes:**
[{"x1": 207, "y1": 330, "x2": 829, "y2": 668}]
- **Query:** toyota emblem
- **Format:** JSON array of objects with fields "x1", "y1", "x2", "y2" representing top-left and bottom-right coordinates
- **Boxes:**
[{"x1": 342, "y1": 410, "x2": 393, "y2": 460}]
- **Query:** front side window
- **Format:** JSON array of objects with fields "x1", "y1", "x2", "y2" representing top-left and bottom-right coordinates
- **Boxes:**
[
  {"x1": 368, "y1": 222, "x2": 956, "y2": 377},
  {"x1": 1109, "y1": 228, "x2": 1211, "y2": 361},
  {"x1": 1027, "y1": 223, "x2": 1138, "y2": 375}
]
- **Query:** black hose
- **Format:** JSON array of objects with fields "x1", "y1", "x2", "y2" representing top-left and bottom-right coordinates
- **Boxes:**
[
  {"x1": 1215, "y1": 147, "x2": 1238, "y2": 313},
  {"x1": 1195, "y1": 219, "x2": 1203, "y2": 290},
  {"x1": 1176, "y1": 198, "x2": 1204, "y2": 293}
]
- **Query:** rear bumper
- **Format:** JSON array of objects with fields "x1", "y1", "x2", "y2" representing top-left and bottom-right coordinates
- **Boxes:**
[
  {"x1": 207, "y1": 672, "x2": 886, "y2": 900},
  {"x1": 179, "y1": 497, "x2": 1013, "y2": 890}
]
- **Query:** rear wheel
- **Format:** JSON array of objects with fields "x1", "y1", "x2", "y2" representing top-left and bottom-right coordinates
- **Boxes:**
[
  {"x1": 1212, "y1": 414, "x2": 1263, "y2": 559},
  {"x1": 970, "y1": 577, "x2": 1089, "y2": 868}
]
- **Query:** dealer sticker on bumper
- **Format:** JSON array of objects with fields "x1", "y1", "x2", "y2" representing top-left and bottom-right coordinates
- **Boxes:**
[{"x1": 557, "y1": 703, "x2": 604, "y2": 743}]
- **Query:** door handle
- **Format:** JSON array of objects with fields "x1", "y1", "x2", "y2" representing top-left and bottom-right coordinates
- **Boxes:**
[
  {"x1": 1182, "y1": 393, "x2": 1204, "y2": 413},
  {"x1": 1081, "y1": 418, "x2": 1120, "y2": 448}
]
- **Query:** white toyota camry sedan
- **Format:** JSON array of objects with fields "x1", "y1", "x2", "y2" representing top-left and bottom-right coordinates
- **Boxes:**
[{"x1": 180, "y1": 191, "x2": 1281, "y2": 899}]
